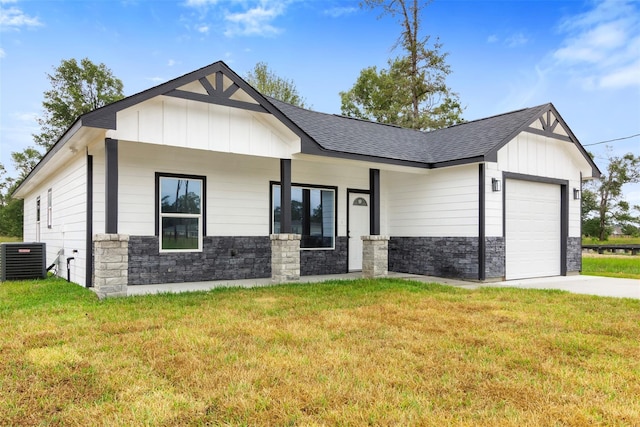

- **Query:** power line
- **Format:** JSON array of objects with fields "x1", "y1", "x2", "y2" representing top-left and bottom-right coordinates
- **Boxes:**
[{"x1": 583, "y1": 133, "x2": 640, "y2": 147}]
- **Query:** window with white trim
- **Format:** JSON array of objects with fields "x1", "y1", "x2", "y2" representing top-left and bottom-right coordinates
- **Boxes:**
[
  {"x1": 158, "y1": 174, "x2": 204, "y2": 251},
  {"x1": 272, "y1": 183, "x2": 336, "y2": 249},
  {"x1": 47, "y1": 189, "x2": 52, "y2": 229},
  {"x1": 36, "y1": 196, "x2": 41, "y2": 241}
]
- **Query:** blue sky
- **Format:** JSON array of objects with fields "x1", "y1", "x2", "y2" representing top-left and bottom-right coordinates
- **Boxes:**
[{"x1": 1, "y1": 0, "x2": 639, "y2": 205}]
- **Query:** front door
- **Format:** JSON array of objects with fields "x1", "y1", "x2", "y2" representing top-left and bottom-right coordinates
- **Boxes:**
[{"x1": 348, "y1": 192, "x2": 370, "y2": 271}]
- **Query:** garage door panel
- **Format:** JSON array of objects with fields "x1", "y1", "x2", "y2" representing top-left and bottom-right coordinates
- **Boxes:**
[{"x1": 506, "y1": 179, "x2": 560, "y2": 280}]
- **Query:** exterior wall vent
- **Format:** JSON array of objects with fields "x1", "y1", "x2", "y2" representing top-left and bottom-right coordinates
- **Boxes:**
[{"x1": 0, "y1": 242, "x2": 47, "y2": 281}]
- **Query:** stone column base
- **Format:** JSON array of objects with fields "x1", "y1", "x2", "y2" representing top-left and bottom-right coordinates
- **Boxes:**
[
  {"x1": 270, "y1": 234, "x2": 301, "y2": 283},
  {"x1": 362, "y1": 235, "x2": 389, "y2": 278},
  {"x1": 93, "y1": 233, "x2": 129, "y2": 298}
]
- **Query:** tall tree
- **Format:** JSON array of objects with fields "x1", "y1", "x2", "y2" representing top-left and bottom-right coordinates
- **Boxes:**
[
  {"x1": 341, "y1": 0, "x2": 463, "y2": 130},
  {"x1": 0, "y1": 163, "x2": 22, "y2": 237},
  {"x1": 245, "y1": 62, "x2": 308, "y2": 108},
  {"x1": 33, "y1": 57, "x2": 124, "y2": 150},
  {"x1": 1, "y1": 58, "x2": 125, "y2": 237},
  {"x1": 582, "y1": 152, "x2": 640, "y2": 240}
]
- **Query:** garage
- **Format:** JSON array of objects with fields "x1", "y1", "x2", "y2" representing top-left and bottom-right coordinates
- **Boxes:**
[{"x1": 505, "y1": 179, "x2": 562, "y2": 280}]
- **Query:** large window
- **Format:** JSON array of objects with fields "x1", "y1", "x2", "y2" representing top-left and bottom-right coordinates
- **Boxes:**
[
  {"x1": 272, "y1": 183, "x2": 336, "y2": 249},
  {"x1": 157, "y1": 174, "x2": 205, "y2": 251}
]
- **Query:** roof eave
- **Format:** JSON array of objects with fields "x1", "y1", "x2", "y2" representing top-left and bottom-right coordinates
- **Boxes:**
[{"x1": 12, "y1": 118, "x2": 85, "y2": 199}]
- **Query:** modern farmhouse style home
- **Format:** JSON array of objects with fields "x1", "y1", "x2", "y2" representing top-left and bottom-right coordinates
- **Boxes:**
[{"x1": 13, "y1": 61, "x2": 600, "y2": 297}]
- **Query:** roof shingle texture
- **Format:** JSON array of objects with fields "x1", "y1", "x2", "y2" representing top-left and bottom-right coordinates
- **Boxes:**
[{"x1": 268, "y1": 97, "x2": 549, "y2": 166}]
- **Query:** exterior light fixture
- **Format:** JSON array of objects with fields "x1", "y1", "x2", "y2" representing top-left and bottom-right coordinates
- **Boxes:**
[
  {"x1": 492, "y1": 178, "x2": 502, "y2": 192},
  {"x1": 573, "y1": 188, "x2": 580, "y2": 200}
]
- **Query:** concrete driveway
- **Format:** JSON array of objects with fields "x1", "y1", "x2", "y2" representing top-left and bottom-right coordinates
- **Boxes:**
[{"x1": 485, "y1": 274, "x2": 640, "y2": 299}]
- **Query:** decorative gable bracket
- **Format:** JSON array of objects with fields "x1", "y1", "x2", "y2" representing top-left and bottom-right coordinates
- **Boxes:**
[
  {"x1": 164, "y1": 71, "x2": 268, "y2": 113},
  {"x1": 524, "y1": 108, "x2": 571, "y2": 142}
]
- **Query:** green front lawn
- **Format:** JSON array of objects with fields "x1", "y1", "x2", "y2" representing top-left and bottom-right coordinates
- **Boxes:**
[
  {"x1": 1, "y1": 277, "x2": 638, "y2": 426},
  {"x1": 582, "y1": 255, "x2": 640, "y2": 279}
]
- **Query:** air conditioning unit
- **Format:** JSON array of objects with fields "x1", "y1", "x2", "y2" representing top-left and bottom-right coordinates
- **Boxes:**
[{"x1": 0, "y1": 242, "x2": 47, "y2": 281}]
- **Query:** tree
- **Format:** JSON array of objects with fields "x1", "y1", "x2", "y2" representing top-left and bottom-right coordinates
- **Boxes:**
[
  {"x1": 245, "y1": 62, "x2": 308, "y2": 108},
  {"x1": 340, "y1": 0, "x2": 463, "y2": 130},
  {"x1": 582, "y1": 152, "x2": 640, "y2": 240},
  {"x1": 0, "y1": 58, "x2": 125, "y2": 238},
  {"x1": 33, "y1": 57, "x2": 124, "y2": 150},
  {"x1": 0, "y1": 163, "x2": 22, "y2": 237}
]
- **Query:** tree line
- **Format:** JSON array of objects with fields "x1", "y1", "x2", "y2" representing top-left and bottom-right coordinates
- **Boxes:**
[{"x1": 1, "y1": 0, "x2": 638, "y2": 240}]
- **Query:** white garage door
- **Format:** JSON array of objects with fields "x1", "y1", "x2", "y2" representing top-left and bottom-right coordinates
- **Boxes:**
[{"x1": 505, "y1": 179, "x2": 561, "y2": 280}]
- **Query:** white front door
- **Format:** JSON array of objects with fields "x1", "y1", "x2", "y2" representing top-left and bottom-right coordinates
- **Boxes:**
[{"x1": 348, "y1": 193, "x2": 370, "y2": 271}]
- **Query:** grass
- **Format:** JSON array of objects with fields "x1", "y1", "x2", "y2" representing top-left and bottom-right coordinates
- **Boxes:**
[
  {"x1": 1, "y1": 277, "x2": 639, "y2": 425},
  {"x1": 0, "y1": 235, "x2": 21, "y2": 243},
  {"x1": 583, "y1": 236, "x2": 640, "y2": 245},
  {"x1": 582, "y1": 254, "x2": 640, "y2": 279}
]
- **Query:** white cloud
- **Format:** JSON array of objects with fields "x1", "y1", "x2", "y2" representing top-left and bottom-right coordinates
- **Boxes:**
[
  {"x1": 224, "y1": 2, "x2": 286, "y2": 37},
  {"x1": 600, "y1": 59, "x2": 640, "y2": 89},
  {"x1": 147, "y1": 77, "x2": 165, "y2": 83},
  {"x1": 0, "y1": 5, "x2": 42, "y2": 31},
  {"x1": 553, "y1": 0, "x2": 640, "y2": 89},
  {"x1": 506, "y1": 32, "x2": 528, "y2": 47},
  {"x1": 11, "y1": 111, "x2": 37, "y2": 122},
  {"x1": 167, "y1": 59, "x2": 177, "y2": 66},
  {"x1": 0, "y1": 47, "x2": 5, "y2": 58},
  {"x1": 487, "y1": 34, "x2": 498, "y2": 44},
  {"x1": 323, "y1": 7, "x2": 357, "y2": 18},
  {"x1": 183, "y1": 0, "x2": 289, "y2": 38}
]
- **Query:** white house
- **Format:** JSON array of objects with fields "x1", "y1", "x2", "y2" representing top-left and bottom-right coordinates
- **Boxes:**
[{"x1": 13, "y1": 61, "x2": 600, "y2": 296}]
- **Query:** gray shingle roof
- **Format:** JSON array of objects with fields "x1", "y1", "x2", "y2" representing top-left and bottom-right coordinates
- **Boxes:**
[{"x1": 268, "y1": 96, "x2": 549, "y2": 166}]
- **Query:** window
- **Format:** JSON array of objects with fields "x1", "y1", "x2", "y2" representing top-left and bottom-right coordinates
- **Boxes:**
[
  {"x1": 272, "y1": 183, "x2": 336, "y2": 249},
  {"x1": 47, "y1": 189, "x2": 52, "y2": 229},
  {"x1": 157, "y1": 174, "x2": 205, "y2": 251},
  {"x1": 36, "y1": 197, "x2": 41, "y2": 241}
]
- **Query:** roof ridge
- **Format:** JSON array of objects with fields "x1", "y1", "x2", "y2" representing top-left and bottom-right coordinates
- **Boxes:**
[{"x1": 434, "y1": 103, "x2": 551, "y2": 132}]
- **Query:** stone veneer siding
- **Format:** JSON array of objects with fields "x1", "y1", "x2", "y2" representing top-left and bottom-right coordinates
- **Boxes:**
[
  {"x1": 485, "y1": 237, "x2": 505, "y2": 279},
  {"x1": 389, "y1": 237, "x2": 480, "y2": 280},
  {"x1": 128, "y1": 236, "x2": 271, "y2": 285},
  {"x1": 300, "y1": 237, "x2": 348, "y2": 276},
  {"x1": 567, "y1": 236, "x2": 582, "y2": 273}
]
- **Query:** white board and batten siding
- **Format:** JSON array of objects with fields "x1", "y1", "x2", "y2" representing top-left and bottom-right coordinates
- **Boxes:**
[
  {"x1": 21, "y1": 153, "x2": 88, "y2": 285},
  {"x1": 108, "y1": 96, "x2": 300, "y2": 160},
  {"x1": 385, "y1": 164, "x2": 479, "y2": 237},
  {"x1": 113, "y1": 143, "x2": 377, "y2": 238}
]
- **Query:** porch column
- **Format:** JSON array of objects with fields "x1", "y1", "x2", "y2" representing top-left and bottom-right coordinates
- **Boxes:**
[
  {"x1": 364, "y1": 168, "x2": 386, "y2": 278},
  {"x1": 105, "y1": 138, "x2": 118, "y2": 234},
  {"x1": 93, "y1": 233, "x2": 128, "y2": 298},
  {"x1": 271, "y1": 159, "x2": 300, "y2": 283},
  {"x1": 369, "y1": 168, "x2": 380, "y2": 235},
  {"x1": 280, "y1": 159, "x2": 292, "y2": 233},
  {"x1": 362, "y1": 235, "x2": 389, "y2": 278},
  {"x1": 271, "y1": 233, "x2": 301, "y2": 282}
]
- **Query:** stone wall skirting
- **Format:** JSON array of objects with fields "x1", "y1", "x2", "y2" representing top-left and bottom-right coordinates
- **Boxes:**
[
  {"x1": 485, "y1": 237, "x2": 505, "y2": 280},
  {"x1": 567, "y1": 236, "x2": 582, "y2": 273},
  {"x1": 301, "y1": 237, "x2": 348, "y2": 276},
  {"x1": 389, "y1": 237, "x2": 480, "y2": 280},
  {"x1": 93, "y1": 233, "x2": 129, "y2": 298},
  {"x1": 128, "y1": 236, "x2": 271, "y2": 285}
]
